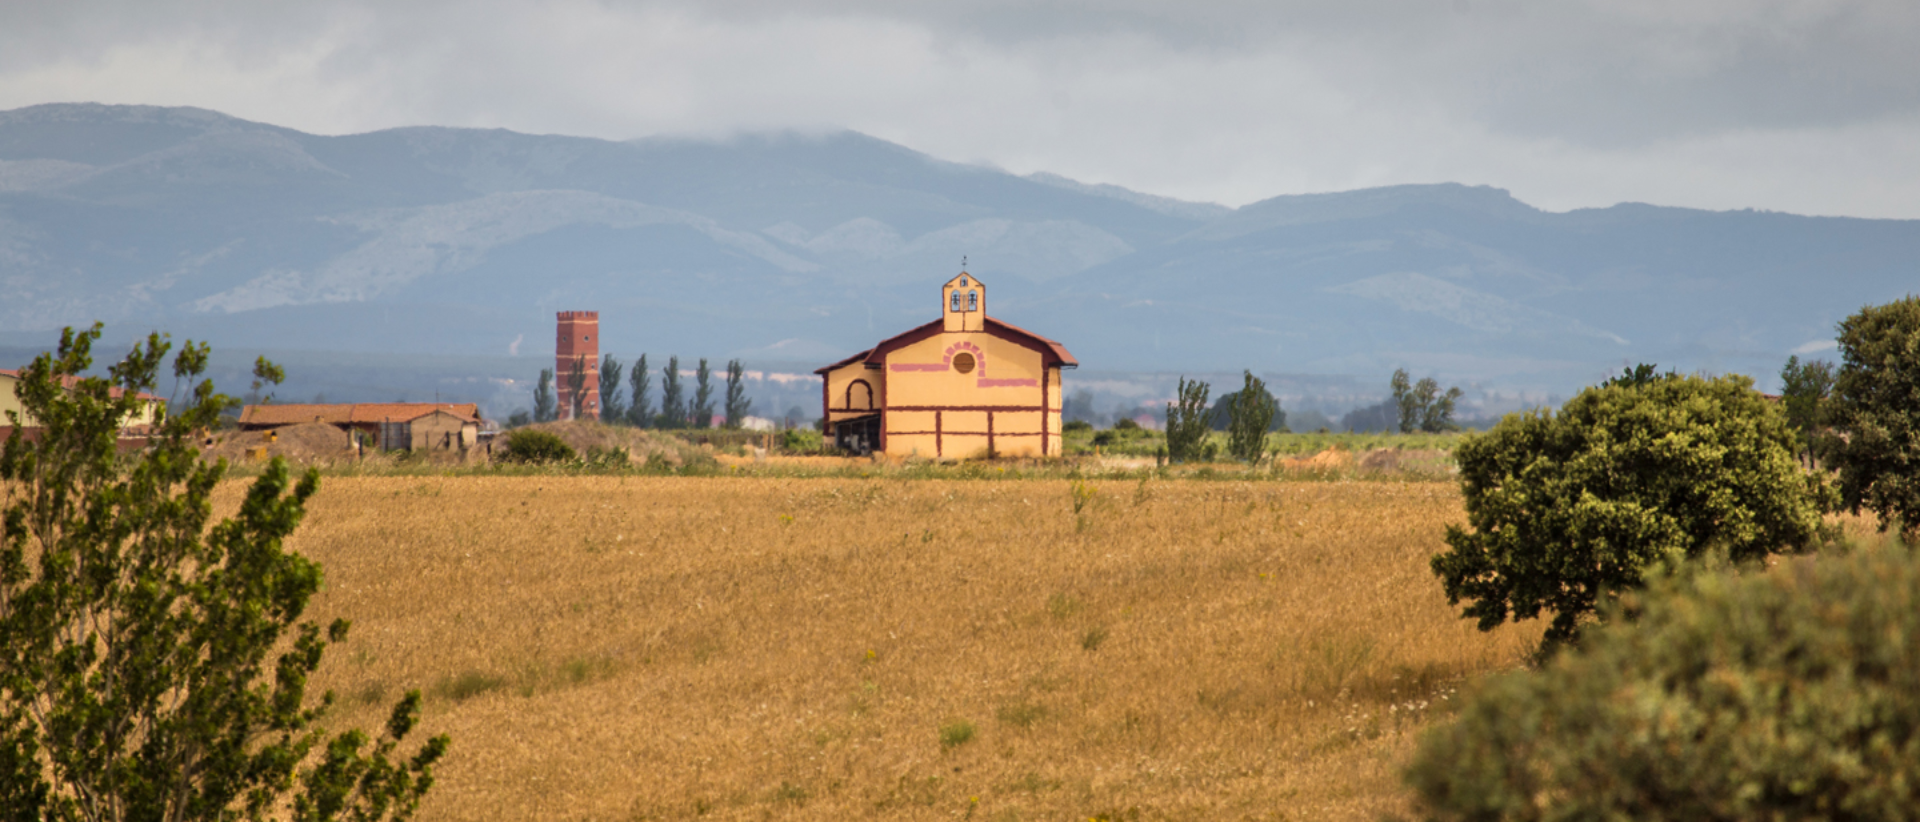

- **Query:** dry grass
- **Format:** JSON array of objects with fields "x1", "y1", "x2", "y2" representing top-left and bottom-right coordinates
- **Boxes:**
[{"x1": 237, "y1": 475, "x2": 1539, "y2": 821}]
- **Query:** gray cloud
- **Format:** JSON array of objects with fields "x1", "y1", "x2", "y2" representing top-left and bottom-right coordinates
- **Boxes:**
[{"x1": 3, "y1": 0, "x2": 1918, "y2": 217}]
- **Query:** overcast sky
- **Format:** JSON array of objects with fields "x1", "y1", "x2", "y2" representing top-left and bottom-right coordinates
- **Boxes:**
[{"x1": 5, "y1": 0, "x2": 1918, "y2": 217}]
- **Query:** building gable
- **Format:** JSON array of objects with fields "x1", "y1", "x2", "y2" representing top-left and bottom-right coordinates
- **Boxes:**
[{"x1": 815, "y1": 271, "x2": 1076, "y2": 458}]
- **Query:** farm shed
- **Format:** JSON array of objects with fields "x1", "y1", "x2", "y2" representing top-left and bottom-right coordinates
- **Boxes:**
[
  {"x1": 815, "y1": 271, "x2": 1077, "y2": 458},
  {"x1": 237, "y1": 402, "x2": 481, "y2": 451}
]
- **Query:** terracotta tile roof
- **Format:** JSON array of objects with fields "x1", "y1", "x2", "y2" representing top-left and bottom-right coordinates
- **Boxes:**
[{"x1": 238, "y1": 403, "x2": 480, "y2": 427}]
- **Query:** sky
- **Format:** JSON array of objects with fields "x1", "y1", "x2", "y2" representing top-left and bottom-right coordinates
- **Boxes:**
[{"x1": 4, "y1": 0, "x2": 1919, "y2": 218}]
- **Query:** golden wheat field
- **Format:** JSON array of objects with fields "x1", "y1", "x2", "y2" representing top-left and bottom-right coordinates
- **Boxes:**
[{"x1": 228, "y1": 474, "x2": 1539, "y2": 821}]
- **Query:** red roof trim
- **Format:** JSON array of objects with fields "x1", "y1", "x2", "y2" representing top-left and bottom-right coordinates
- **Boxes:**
[
  {"x1": 813, "y1": 348, "x2": 877, "y2": 375},
  {"x1": 862, "y1": 319, "x2": 947, "y2": 367},
  {"x1": 983, "y1": 317, "x2": 1078, "y2": 367},
  {"x1": 815, "y1": 315, "x2": 1078, "y2": 373}
]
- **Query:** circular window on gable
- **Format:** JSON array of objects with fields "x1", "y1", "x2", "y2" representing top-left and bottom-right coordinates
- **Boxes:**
[{"x1": 952, "y1": 352, "x2": 976, "y2": 374}]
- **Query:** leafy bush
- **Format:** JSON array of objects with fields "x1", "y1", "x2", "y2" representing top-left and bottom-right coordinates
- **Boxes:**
[
  {"x1": 780, "y1": 427, "x2": 823, "y2": 453},
  {"x1": 1112, "y1": 417, "x2": 1141, "y2": 431},
  {"x1": 1407, "y1": 543, "x2": 1920, "y2": 821},
  {"x1": 0, "y1": 325, "x2": 446, "y2": 821},
  {"x1": 1827, "y1": 295, "x2": 1920, "y2": 541},
  {"x1": 1063, "y1": 419, "x2": 1093, "y2": 434},
  {"x1": 1432, "y1": 371, "x2": 1831, "y2": 645},
  {"x1": 500, "y1": 428, "x2": 577, "y2": 463}
]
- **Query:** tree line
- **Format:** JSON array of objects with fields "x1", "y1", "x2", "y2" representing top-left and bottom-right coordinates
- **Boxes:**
[
  {"x1": 516, "y1": 354, "x2": 754, "y2": 430},
  {"x1": 1150, "y1": 367, "x2": 1467, "y2": 463}
]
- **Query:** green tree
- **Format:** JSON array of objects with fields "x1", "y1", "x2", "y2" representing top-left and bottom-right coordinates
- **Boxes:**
[
  {"x1": 249, "y1": 356, "x2": 286, "y2": 405},
  {"x1": 1391, "y1": 368, "x2": 1416, "y2": 433},
  {"x1": 598, "y1": 354, "x2": 626, "y2": 425},
  {"x1": 1416, "y1": 378, "x2": 1464, "y2": 433},
  {"x1": 564, "y1": 356, "x2": 588, "y2": 421},
  {"x1": 658, "y1": 357, "x2": 684, "y2": 429},
  {"x1": 691, "y1": 358, "x2": 714, "y2": 430},
  {"x1": 1604, "y1": 362, "x2": 1669, "y2": 389},
  {"x1": 723, "y1": 359, "x2": 752, "y2": 429},
  {"x1": 532, "y1": 368, "x2": 556, "y2": 423},
  {"x1": 1408, "y1": 544, "x2": 1920, "y2": 821},
  {"x1": 0, "y1": 325, "x2": 446, "y2": 822},
  {"x1": 627, "y1": 354, "x2": 651, "y2": 429},
  {"x1": 1225, "y1": 370, "x2": 1278, "y2": 462},
  {"x1": 1431, "y1": 372, "x2": 1830, "y2": 646},
  {"x1": 1778, "y1": 354, "x2": 1836, "y2": 468},
  {"x1": 1826, "y1": 296, "x2": 1920, "y2": 541},
  {"x1": 1164, "y1": 376, "x2": 1211, "y2": 463},
  {"x1": 1391, "y1": 368, "x2": 1464, "y2": 433}
]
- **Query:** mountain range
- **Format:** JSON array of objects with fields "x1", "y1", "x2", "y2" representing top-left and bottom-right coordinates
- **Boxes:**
[{"x1": 3, "y1": 102, "x2": 1917, "y2": 418}]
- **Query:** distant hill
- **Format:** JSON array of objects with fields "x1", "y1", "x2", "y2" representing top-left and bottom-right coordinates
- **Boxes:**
[{"x1": 3, "y1": 102, "x2": 1916, "y2": 416}]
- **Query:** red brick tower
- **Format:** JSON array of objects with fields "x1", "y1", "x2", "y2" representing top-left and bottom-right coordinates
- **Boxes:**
[{"x1": 555, "y1": 311, "x2": 600, "y2": 421}]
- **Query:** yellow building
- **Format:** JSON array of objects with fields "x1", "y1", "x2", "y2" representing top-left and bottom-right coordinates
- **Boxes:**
[
  {"x1": 1, "y1": 368, "x2": 165, "y2": 433},
  {"x1": 817, "y1": 272, "x2": 1077, "y2": 458}
]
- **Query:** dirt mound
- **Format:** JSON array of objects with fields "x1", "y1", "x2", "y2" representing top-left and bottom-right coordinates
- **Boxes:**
[
  {"x1": 1357, "y1": 448, "x2": 1454, "y2": 476},
  {"x1": 203, "y1": 422, "x2": 354, "y2": 464},
  {"x1": 1279, "y1": 447, "x2": 1353, "y2": 471}
]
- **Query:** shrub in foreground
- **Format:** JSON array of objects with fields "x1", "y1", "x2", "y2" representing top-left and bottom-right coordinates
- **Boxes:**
[
  {"x1": 500, "y1": 428, "x2": 576, "y2": 463},
  {"x1": 1408, "y1": 543, "x2": 1920, "y2": 821}
]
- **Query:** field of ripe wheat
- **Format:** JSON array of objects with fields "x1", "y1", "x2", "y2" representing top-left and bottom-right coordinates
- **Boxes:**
[{"x1": 243, "y1": 474, "x2": 1538, "y2": 821}]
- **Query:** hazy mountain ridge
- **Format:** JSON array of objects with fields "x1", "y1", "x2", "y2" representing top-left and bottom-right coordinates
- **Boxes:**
[{"x1": 2, "y1": 102, "x2": 1917, "y2": 407}]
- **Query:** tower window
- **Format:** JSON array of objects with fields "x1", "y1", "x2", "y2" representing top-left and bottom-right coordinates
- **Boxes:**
[
  {"x1": 967, "y1": 291, "x2": 977, "y2": 311},
  {"x1": 951, "y1": 291, "x2": 962, "y2": 312}
]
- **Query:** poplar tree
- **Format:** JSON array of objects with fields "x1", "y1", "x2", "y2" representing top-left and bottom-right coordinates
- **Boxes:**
[
  {"x1": 627, "y1": 354, "x2": 651, "y2": 429},
  {"x1": 658, "y1": 357, "x2": 685, "y2": 429},
  {"x1": 724, "y1": 359, "x2": 752, "y2": 429},
  {"x1": 532, "y1": 368, "x2": 556, "y2": 423},
  {"x1": 599, "y1": 354, "x2": 626, "y2": 424},
  {"x1": 0, "y1": 324, "x2": 447, "y2": 822},
  {"x1": 692, "y1": 359, "x2": 715, "y2": 430},
  {"x1": 565, "y1": 356, "x2": 588, "y2": 421}
]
